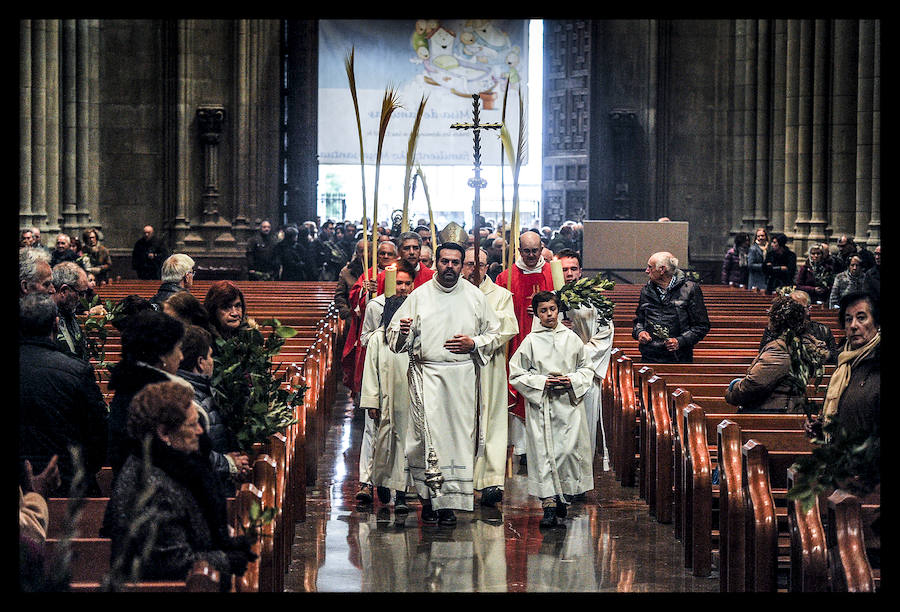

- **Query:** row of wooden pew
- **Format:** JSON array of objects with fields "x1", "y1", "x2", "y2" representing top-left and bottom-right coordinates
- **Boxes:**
[
  {"x1": 598, "y1": 284, "x2": 878, "y2": 592},
  {"x1": 44, "y1": 280, "x2": 343, "y2": 591}
]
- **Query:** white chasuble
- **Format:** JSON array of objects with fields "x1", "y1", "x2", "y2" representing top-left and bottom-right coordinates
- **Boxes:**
[
  {"x1": 564, "y1": 304, "x2": 614, "y2": 459},
  {"x1": 472, "y1": 276, "x2": 518, "y2": 491},
  {"x1": 508, "y1": 318, "x2": 595, "y2": 500},
  {"x1": 387, "y1": 277, "x2": 501, "y2": 511},
  {"x1": 357, "y1": 294, "x2": 386, "y2": 485},
  {"x1": 359, "y1": 326, "x2": 411, "y2": 492}
]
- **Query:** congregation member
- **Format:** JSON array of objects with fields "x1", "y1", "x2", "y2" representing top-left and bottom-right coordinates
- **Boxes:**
[
  {"x1": 81, "y1": 227, "x2": 112, "y2": 285},
  {"x1": 829, "y1": 255, "x2": 865, "y2": 309},
  {"x1": 495, "y1": 229, "x2": 555, "y2": 465},
  {"x1": 102, "y1": 381, "x2": 257, "y2": 589},
  {"x1": 50, "y1": 233, "x2": 79, "y2": 267},
  {"x1": 764, "y1": 232, "x2": 797, "y2": 294},
  {"x1": 19, "y1": 293, "x2": 108, "y2": 496},
  {"x1": 633, "y1": 251, "x2": 710, "y2": 363},
  {"x1": 131, "y1": 225, "x2": 168, "y2": 280},
  {"x1": 746, "y1": 227, "x2": 769, "y2": 291},
  {"x1": 150, "y1": 253, "x2": 196, "y2": 308},
  {"x1": 508, "y1": 291, "x2": 595, "y2": 528},
  {"x1": 204, "y1": 280, "x2": 250, "y2": 341},
  {"x1": 863, "y1": 245, "x2": 880, "y2": 299},
  {"x1": 795, "y1": 244, "x2": 835, "y2": 304},
  {"x1": 387, "y1": 224, "x2": 501, "y2": 527},
  {"x1": 246, "y1": 219, "x2": 279, "y2": 280},
  {"x1": 758, "y1": 290, "x2": 839, "y2": 365},
  {"x1": 106, "y1": 309, "x2": 187, "y2": 476},
  {"x1": 725, "y1": 294, "x2": 828, "y2": 413},
  {"x1": 720, "y1": 232, "x2": 750, "y2": 286},
  {"x1": 419, "y1": 243, "x2": 434, "y2": 270},
  {"x1": 19, "y1": 247, "x2": 55, "y2": 297},
  {"x1": 356, "y1": 260, "x2": 416, "y2": 506},
  {"x1": 555, "y1": 249, "x2": 615, "y2": 470},
  {"x1": 274, "y1": 225, "x2": 307, "y2": 281},
  {"x1": 50, "y1": 261, "x2": 92, "y2": 361},
  {"x1": 464, "y1": 246, "x2": 518, "y2": 509},
  {"x1": 19, "y1": 454, "x2": 61, "y2": 591},
  {"x1": 834, "y1": 235, "x2": 875, "y2": 274},
  {"x1": 163, "y1": 290, "x2": 214, "y2": 335}
]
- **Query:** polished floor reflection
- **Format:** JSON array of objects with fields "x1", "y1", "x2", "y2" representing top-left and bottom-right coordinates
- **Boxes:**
[{"x1": 285, "y1": 385, "x2": 719, "y2": 593}]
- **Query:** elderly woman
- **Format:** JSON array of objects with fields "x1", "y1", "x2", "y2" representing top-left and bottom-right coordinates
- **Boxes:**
[
  {"x1": 819, "y1": 291, "x2": 880, "y2": 436},
  {"x1": 828, "y1": 255, "x2": 865, "y2": 309},
  {"x1": 106, "y1": 310, "x2": 186, "y2": 475},
  {"x1": 102, "y1": 381, "x2": 256, "y2": 588},
  {"x1": 725, "y1": 295, "x2": 828, "y2": 413},
  {"x1": 795, "y1": 244, "x2": 835, "y2": 304},
  {"x1": 204, "y1": 280, "x2": 250, "y2": 341},
  {"x1": 81, "y1": 227, "x2": 112, "y2": 285}
]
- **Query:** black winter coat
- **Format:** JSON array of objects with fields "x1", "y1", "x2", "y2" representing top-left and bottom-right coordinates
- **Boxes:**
[
  {"x1": 764, "y1": 248, "x2": 797, "y2": 293},
  {"x1": 19, "y1": 336, "x2": 108, "y2": 496},
  {"x1": 632, "y1": 272, "x2": 711, "y2": 363}
]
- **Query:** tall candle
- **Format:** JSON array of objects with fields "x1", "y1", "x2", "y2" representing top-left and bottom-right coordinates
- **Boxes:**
[
  {"x1": 550, "y1": 258, "x2": 564, "y2": 290},
  {"x1": 384, "y1": 264, "x2": 397, "y2": 297}
]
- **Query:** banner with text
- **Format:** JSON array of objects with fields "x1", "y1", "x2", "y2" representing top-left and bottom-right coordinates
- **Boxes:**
[{"x1": 318, "y1": 19, "x2": 529, "y2": 166}]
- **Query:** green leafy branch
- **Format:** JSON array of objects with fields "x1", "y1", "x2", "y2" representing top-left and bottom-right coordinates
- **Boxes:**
[{"x1": 557, "y1": 275, "x2": 615, "y2": 323}]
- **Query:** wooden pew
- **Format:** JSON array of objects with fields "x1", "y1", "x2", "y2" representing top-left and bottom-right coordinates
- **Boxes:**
[
  {"x1": 825, "y1": 490, "x2": 879, "y2": 592},
  {"x1": 786, "y1": 467, "x2": 828, "y2": 592}
]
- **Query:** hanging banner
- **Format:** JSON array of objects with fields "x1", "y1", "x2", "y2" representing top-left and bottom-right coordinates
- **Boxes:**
[{"x1": 319, "y1": 19, "x2": 528, "y2": 166}]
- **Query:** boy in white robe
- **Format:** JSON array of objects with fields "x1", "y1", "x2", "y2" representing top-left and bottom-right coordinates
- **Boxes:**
[
  {"x1": 508, "y1": 291, "x2": 595, "y2": 528},
  {"x1": 359, "y1": 292, "x2": 412, "y2": 514}
]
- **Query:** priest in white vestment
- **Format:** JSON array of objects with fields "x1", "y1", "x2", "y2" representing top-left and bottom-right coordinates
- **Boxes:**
[
  {"x1": 508, "y1": 291, "x2": 595, "y2": 528},
  {"x1": 556, "y1": 249, "x2": 615, "y2": 470},
  {"x1": 359, "y1": 275, "x2": 415, "y2": 511},
  {"x1": 464, "y1": 247, "x2": 518, "y2": 508},
  {"x1": 388, "y1": 226, "x2": 501, "y2": 527}
]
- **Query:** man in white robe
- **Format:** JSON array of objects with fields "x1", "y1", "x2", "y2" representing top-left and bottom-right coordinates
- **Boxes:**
[
  {"x1": 464, "y1": 247, "x2": 518, "y2": 508},
  {"x1": 508, "y1": 291, "x2": 595, "y2": 528},
  {"x1": 359, "y1": 266, "x2": 415, "y2": 512},
  {"x1": 388, "y1": 232, "x2": 501, "y2": 527},
  {"x1": 355, "y1": 264, "x2": 415, "y2": 506},
  {"x1": 556, "y1": 249, "x2": 615, "y2": 471}
]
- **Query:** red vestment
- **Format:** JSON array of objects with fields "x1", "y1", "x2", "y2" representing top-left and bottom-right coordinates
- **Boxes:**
[{"x1": 494, "y1": 263, "x2": 555, "y2": 418}]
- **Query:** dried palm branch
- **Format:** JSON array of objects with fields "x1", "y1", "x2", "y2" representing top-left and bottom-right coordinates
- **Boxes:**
[
  {"x1": 344, "y1": 48, "x2": 370, "y2": 283},
  {"x1": 372, "y1": 86, "x2": 402, "y2": 288},
  {"x1": 502, "y1": 88, "x2": 526, "y2": 291},
  {"x1": 402, "y1": 95, "x2": 428, "y2": 234},
  {"x1": 415, "y1": 164, "x2": 437, "y2": 262},
  {"x1": 500, "y1": 78, "x2": 511, "y2": 271}
]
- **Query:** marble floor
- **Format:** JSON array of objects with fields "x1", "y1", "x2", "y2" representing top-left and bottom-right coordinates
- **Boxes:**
[{"x1": 284, "y1": 384, "x2": 720, "y2": 593}]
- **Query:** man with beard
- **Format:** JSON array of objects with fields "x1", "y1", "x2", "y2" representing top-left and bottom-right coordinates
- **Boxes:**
[
  {"x1": 463, "y1": 246, "x2": 518, "y2": 510},
  {"x1": 387, "y1": 223, "x2": 501, "y2": 527}
]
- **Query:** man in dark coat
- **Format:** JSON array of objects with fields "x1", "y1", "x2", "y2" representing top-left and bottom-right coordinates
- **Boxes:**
[
  {"x1": 50, "y1": 262, "x2": 91, "y2": 361},
  {"x1": 246, "y1": 220, "x2": 279, "y2": 280},
  {"x1": 633, "y1": 251, "x2": 711, "y2": 363},
  {"x1": 19, "y1": 293, "x2": 108, "y2": 497},
  {"x1": 131, "y1": 225, "x2": 169, "y2": 280}
]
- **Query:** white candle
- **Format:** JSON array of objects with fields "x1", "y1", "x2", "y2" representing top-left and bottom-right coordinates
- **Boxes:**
[
  {"x1": 550, "y1": 258, "x2": 564, "y2": 290},
  {"x1": 384, "y1": 264, "x2": 397, "y2": 297}
]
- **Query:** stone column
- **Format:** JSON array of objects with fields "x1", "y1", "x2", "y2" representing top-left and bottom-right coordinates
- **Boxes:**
[
  {"x1": 31, "y1": 19, "x2": 47, "y2": 225},
  {"x1": 172, "y1": 19, "x2": 193, "y2": 244},
  {"x1": 44, "y1": 19, "x2": 60, "y2": 234},
  {"x1": 807, "y1": 20, "x2": 829, "y2": 243},
  {"x1": 741, "y1": 20, "x2": 758, "y2": 229},
  {"x1": 795, "y1": 20, "x2": 814, "y2": 242},
  {"x1": 88, "y1": 20, "x2": 100, "y2": 230},
  {"x1": 855, "y1": 19, "x2": 875, "y2": 247},
  {"x1": 867, "y1": 20, "x2": 880, "y2": 244},
  {"x1": 784, "y1": 20, "x2": 801, "y2": 244},
  {"x1": 76, "y1": 19, "x2": 92, "y2": 227},
  {"x1": 729, "y1": 21, "x2": 745, "y2": 233},
  {"x1": 770, "y1": 20, "x2": 787, "y2": 234},
  {"x1": 753, "y1": 20, "x2": 771, "y2": 228},
  {"x1": 20, "y1": 20, "x2": 31, "y2": 222},
  {"x1": 828, "y1": 20, "x2": 859, "y2": 240},
  {"x1": 61, "y1": 20, "x2": 79, "y2": 229},
  {"x1": 233, "y1": 19, "x2": 252, "y2": 230}
]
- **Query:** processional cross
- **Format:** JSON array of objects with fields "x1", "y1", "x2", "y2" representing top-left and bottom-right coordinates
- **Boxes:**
[{"x1": 451, "y1": 94, "x2": 502, "y2": 242}]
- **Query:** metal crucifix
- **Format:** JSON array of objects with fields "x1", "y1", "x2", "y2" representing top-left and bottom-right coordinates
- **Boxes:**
[{"x1": 450, "y1": 94, "x2": 502, "y2": 241}]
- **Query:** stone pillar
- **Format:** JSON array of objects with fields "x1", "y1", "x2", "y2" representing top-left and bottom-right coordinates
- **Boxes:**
[
  {"x1": 76, "y1": 19, "x2": 92, "y2": 228},
  {"x1": 234, "y1": 19, "x2": 252, "y2": 230},
  {"x1": 44, "y1": 20, "x2": 60, "y2": 234},
  {"x1": 795, "y1": 20, "x2": 814, "y2": 242},
  {"x1": 31, "y1": 20, "x2": 47, "y2": 225},
  {"x1": 770, "y1": 20, "x2": 787, "y2": 234},
  {"x1": 172, "y1": 19, "x2": 193, "y2": 246},
  {"x1": 828, "y1": 20, "x2": 858, "y2": 240},
  {"x1": 61, "y1": 20, "x2": 79, "y2": 229},
  {"x1": 197, "y1": 105, "x2": 226, "y2": 222},
  {"x1": 867, "y1": 20, "x2": 880, "y2": 244},
  {"x1": 741, "y1": 20, "x2": 758, "y2": 229},
  {"x1": 730, "y1": 20, "x2": 746, "y2": 233},
  {"x1": 88, "y1": 20, "x2": 100, "y2": 230},
  {"x1": 807, "y1": 20, "x2": 829, "y2": 243},
  {"x1": 753, "y1": 20, "x2": 771, "y2": 228},
  {"x1": 784, "y1": 20, "x2": 801, "y2": 244},
  {"x1": 20, "y1": 20, "x2": 31, "y2": 222},
  {"x1": 855, "y1": 19, "x2": 875, "y2": 247}
]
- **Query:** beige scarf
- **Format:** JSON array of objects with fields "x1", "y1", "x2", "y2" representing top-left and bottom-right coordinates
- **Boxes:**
[{"x1": 822, "y1": 331, "x2": 880, "y2": 422}]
